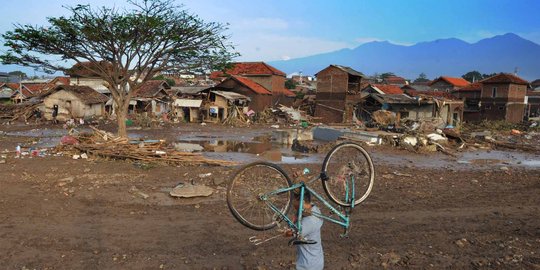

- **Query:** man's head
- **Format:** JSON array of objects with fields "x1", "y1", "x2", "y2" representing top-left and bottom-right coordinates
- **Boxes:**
[{"x1": 293, "y1": 190, "x2": 312, "y2": 211}]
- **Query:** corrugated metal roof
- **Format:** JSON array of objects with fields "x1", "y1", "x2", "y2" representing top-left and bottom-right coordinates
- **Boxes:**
[
  {"x1": 173, "y1": 99, "x2": 203, "y2": 107},
  {"x1": 171, "y1": 86, "x2": 208, "y2": 95},
  {"x1": 331, "y1": 65, "x2": 366, "y2": 78},
  {"x1": 211, "y1": 90, "x2": 250, "y2": 101}
]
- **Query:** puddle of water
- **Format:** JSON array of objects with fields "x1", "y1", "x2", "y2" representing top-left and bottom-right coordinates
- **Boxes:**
[
  {"x1": 520, "y1": 160, "x2": 540, "y2": 167},
  {"x1": 457, "y1": 150, "x2": 540, "y2": 168}
]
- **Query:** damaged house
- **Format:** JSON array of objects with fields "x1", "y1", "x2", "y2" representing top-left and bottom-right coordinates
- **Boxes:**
[
  {"x1": 359, "y1": 91, "x2": 464, "y2": 128},
  {"x1": 451, "y1": 82, "x2": 483, "y2": 122},
  {"x1": 203, "y1": 90, "x2": 250, "y2": 123},
  {"x1": 170, "y1": 86, "x2": 208, "y2": 123},
  {"x1": 210, "y1": 75, "x2": 272, "y2": 112},
  {"x1": 42, "y1": 85, "x2": 108, "y2": 121},
  {"x1": 314, "y1": 65, "x2": 367, "y2": 123},
  {"x1": 66, "y1": 61, "x2": 112, "y2": 96},
  {"x1": 479, "y1": 73, "x2": 528, "y2": 123},
  {"x1": 210, "y1": 62, "x2": 295, "y2": 107},
  {"x1": 130, "y1": 80, "x2": 171, "y2": 115}
]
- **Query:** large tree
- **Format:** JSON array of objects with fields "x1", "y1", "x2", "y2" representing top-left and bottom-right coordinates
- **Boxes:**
[
  {"x1": 1, "y1": 0, "x2": 236, "y2": 137},
  {"x1": 462, "y1": 71, "x2": 483, "y2": 82},
  {"x1": 413, "y1": 72, "x2": 429, "y2": 83}
]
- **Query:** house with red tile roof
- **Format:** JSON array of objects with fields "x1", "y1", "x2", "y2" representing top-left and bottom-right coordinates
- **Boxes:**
[
  {"x1": 10, "y1": 77, "x2": 71, "y2": 103},
  {"x1": 210, "y1": 62, "x2": 294, "y2": 106},
  {"x1": 314, "y1": 65, "x2": 367, "y2": 123},
  {"x1": 363, "y1": 84, "x2": 404, "y2": 95},
  {"x1": 429, "y1": 76, "x2": 470, "y2": 92},
  {"x1": 479, "y1": 73, "x2": 528, "y2": 123},
  {"x1": 210, "y1": 76, "x2": 272, "y2": 112},
  {"x1": 383, "y1": 76, "x2": 408, "y2": 86}
]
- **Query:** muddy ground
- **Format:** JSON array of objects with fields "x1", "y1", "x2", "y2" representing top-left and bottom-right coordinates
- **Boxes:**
[{"x1": 0, "y1": 123, "x2": 539, "y2": 269}]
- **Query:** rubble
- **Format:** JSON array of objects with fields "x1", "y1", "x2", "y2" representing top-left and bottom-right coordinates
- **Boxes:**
[{"x1": 0, "y1": 102, "x2": 41, "y2": 122}]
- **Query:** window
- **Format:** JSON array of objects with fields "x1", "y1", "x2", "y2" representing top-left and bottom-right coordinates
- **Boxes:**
[{"x1": 491, "y1": 87, "x2": 497, "y2": 98}]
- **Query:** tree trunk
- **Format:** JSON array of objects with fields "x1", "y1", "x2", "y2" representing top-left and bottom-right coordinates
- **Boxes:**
[{"x1": 116, "y1": 108, "x2": 128, "y2": 138}]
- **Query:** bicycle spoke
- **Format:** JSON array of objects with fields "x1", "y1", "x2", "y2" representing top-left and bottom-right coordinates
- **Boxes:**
[{"x1": 227, "y1": 162, "x2": 293, "y2": 230}]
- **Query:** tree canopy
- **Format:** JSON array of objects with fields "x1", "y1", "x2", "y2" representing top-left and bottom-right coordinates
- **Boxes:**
[
  {"x1": 413, "y1": 72, "x2": 430, "y2": 83},
  {"x1": 462, "y1": 71, "x2": 497, "y2": 82},
  {"x1": 1, "y1": 0, "x2": 237, "y2": 137}
]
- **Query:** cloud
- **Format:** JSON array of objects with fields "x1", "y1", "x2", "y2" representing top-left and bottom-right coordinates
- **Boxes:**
[{"x1": 233, "y1": 34, "x2": 353, "y2": 61}]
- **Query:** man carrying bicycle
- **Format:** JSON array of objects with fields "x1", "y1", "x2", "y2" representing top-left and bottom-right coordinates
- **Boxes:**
[{"x1": 286, "y1": 191, "x2": 324, "y2": 270}]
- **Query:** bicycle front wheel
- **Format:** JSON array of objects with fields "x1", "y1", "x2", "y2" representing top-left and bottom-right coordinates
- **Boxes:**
[
  {"x1": 321, "y1": 142, "x2": 375, "y2": 207},
  {"x1": 227, "y1": 162, "x2": 293, "y2": 231}
]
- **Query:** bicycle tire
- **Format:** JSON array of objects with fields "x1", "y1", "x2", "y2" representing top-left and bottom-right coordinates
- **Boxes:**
[
  {"x1": 227, "y1": 162, "x2": 293, "y2": 231},
  {"x1": 321, "y1": 142, "x2": 375, "y2": 207}
]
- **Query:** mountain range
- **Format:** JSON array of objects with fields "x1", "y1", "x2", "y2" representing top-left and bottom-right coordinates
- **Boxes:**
[{"x1": 269, "y1": 33, "x2": 540, "y2": 81}]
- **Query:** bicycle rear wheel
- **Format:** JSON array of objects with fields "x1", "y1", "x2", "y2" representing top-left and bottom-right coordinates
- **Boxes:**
[
  {"x1": 227, "y1": 162, "x2": 293, "y2": 231},
  {"x1": 321, "y1": 142, "x2": 375, "y2": 207}
]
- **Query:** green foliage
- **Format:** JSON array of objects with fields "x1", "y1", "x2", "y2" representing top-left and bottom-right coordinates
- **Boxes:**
[
  {"x1": 0, "y1": 0, "x2": 238, "y2": 136},
  {"x1": 0, "y1": 0, "x2": 237, "y2": 87},
  {"x1": 413, "y1": 72, "x2": 429, "y2": 83},
  {"x1": 8, "y1": 71, "x2": 27, "y2": 78},
  {"x1": 380, "y1": 72, "x2": 396, "y2": 79},
  {"x1": 285, "y1": 79, "x2": 297, "y2": 89},
  {"x1": 462, "y1": 71, "x2": 498, "y2": 82},
  {"x1": 152, "y1": 75, "x2": 175, "y2": 86}
]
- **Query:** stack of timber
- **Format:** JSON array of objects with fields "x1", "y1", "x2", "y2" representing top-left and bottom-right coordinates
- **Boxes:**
[{"x1": 68, "y1": 126, "x2": 236, "y2": 166}]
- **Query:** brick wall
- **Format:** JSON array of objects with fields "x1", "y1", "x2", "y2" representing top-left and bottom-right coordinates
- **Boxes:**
[{"x1": 314, "y1": 100, "x2": 345, "y2": 123}]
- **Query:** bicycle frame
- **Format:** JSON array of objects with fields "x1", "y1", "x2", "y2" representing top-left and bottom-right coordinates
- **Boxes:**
[{"x1": 261, "y1": 173, "x2": 355, "y2": 236}]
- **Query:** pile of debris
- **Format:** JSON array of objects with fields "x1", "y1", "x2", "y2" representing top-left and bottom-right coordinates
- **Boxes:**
[
  {"x1": 253, "y1": 105, "x2": 312, "y2": 125},
  {"x1": 60, "y1": 126, "x2": 236, "y2": 166},
  {"x1": 0, "y1": 102, "x2": 41, "y2": 122},
  {"x1": 222, "y1": 105, "x2": 249, "y2": 127}
]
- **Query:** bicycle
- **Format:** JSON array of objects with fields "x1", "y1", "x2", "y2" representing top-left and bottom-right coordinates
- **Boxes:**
[{"x1": 227, "y1": 142, "x2": 375, "y2": 245}]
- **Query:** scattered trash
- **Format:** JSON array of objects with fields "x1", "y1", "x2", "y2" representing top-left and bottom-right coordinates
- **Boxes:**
[
  {"x1": 427, "y1": 133, "x2": 447, "y2": 142},
  {"x1": 198, "y1": 173, "x2": 212, "y2": 178},
  {"x1": 271, "y1": 125, "x2": 280, "y2": 129},
  {"x1": 392, "y1": 171, "x2": 412, "y2": 177},
  {"x1": 454, "y1": 238, "x2": 469, "y2": 248},
  {"x1": 72, "y1": 154, "x2": 81, "y2": 160},
  {"x1": 402, "y1": 136, "x2": 418, "y2": 147},
  {"x1": 60, "y1": 135, "x2": 79, "y2": 145}
]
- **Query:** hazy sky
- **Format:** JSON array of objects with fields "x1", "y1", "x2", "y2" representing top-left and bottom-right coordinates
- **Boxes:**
[{"x1": 1, "y1": 0, "x2": 540, "y2": 73}]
